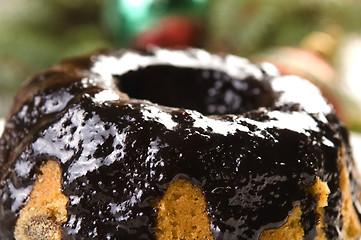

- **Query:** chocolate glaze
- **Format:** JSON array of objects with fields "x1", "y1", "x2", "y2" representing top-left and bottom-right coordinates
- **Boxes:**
[{"x1": 0, "y1": 48, "x2": 360, "y2": 240}]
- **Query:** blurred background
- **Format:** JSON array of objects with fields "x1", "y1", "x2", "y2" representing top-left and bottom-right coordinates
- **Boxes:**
[{"x1": 1, "y1": 0, "x2": 361, "y2": 131}]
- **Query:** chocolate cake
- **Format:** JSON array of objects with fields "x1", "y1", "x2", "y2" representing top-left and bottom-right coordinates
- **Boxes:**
[{"x1": 0, "y1": 48, "x2": 360, "y2": 240}]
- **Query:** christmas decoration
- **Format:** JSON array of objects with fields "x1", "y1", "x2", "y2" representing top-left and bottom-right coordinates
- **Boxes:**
[
  {"x1": 206, "y1": 0, "x2": 361, "y2": 57},
  {"x1": 0, "y1": 0, "x2": 111, "y2": 117},
  {"x1": 103, "y1": 0, "x2": 208, "y2": 48}
]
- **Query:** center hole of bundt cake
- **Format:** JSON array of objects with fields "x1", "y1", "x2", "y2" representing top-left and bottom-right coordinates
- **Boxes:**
[{"x1": 115, "y1": 65, "x2": 274, "y2": 115}]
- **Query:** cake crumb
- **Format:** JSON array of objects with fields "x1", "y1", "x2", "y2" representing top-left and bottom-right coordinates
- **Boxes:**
[
  {"x1": 156, "y1": 179, "x2": 213, "y2": 240},
  {"x1": 14, "y1": 160, "x2": 68, "y2": 240}
]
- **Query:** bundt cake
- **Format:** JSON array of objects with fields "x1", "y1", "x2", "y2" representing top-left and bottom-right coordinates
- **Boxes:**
[{"x1": 0, "y1": 48, "x2": 361, "y2": 240}]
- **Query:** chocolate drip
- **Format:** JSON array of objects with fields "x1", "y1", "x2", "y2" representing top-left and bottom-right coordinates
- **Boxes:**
[{"x1": 0, "y1": 49, "x2": 358, "y2": 239}]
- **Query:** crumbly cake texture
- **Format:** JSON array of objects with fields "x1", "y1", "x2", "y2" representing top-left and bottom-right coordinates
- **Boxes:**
[
  {"x1": 0, "y1": 48, "x2": 361, "y2": 239},
  {"x1": 11, "y1": 170, "x2": 357, "y2": 240},
  {"x1": 155, "y1": 179, "x2": 213, "y2": 239},
  {"x1": 14, "y1": 161, "x2": 67, "y2": 240}
]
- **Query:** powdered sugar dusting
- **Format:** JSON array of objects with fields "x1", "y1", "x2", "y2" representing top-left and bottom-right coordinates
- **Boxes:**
[
  {"x1": 91, "y1": 49, "x2": 263, "y2": 83},
  {"x1": 93, "y1": 90, "x2": 121, "y2": 103},
  {"x1": 272, "y1": 76, "x2": 332, "y2": 115},
  {"x1": 247, "y1": 111, "x2": 319, "y2": 136},
  {"x1": 142, "y1": 105, "x2": 178, "y2": 130},
  {"x1": 188, "y1": 110, "x2": 249, "y2": 135},
  {"x1": 185, "y1": 109, "x2": 319, "y2": 137},
  {"x1": 92, "y1": 53, "x2": 161, "y2": 82}
]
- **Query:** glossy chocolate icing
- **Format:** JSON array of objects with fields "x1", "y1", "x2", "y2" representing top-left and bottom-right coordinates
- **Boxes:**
[{"x1": 0, "y1": 49, "x2": 360, "y2": 240}]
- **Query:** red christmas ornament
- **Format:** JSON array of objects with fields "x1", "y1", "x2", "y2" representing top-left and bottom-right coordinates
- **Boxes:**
[
  {"x1": 103, "y1": 0, "x2": 208, "y2": 49},
  {"x1": 134, "y1": 15, "x2": 203, "y2": 49}
]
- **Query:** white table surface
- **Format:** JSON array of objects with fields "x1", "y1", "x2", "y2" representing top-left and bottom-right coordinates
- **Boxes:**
[
  {"x1": 351, "y1": 132, "x2": 361, "y2": 169},
  {"x1": 0, "y1": 119, "x2": 4, "y2": 136}
]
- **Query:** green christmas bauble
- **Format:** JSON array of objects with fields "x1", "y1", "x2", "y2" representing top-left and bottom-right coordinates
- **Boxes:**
[{"x1": 103, "y1": 0, "x2": 208, "y2": 47}]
